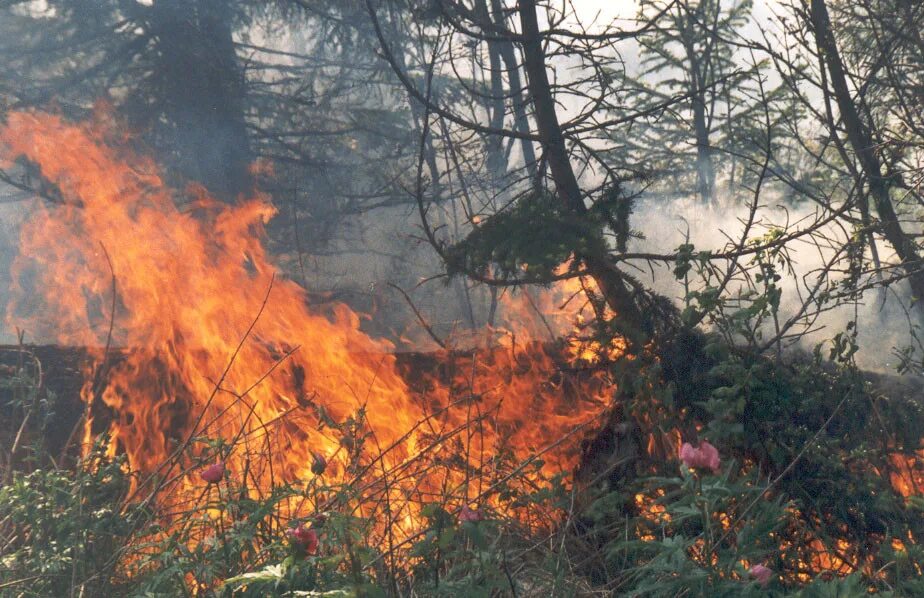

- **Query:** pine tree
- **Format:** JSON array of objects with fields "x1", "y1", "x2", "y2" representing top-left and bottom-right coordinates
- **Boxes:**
[{"x1": 605, "y1": 0, "x2": 772, "y2": 205}]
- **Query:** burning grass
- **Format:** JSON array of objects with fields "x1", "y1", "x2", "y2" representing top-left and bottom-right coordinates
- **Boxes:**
[
  {"x1": 0, "y1": 108, "x2": 621, "y2": 591},
  {"x1": 2, "y1": 110, "x2": 924, "y2": 596}
]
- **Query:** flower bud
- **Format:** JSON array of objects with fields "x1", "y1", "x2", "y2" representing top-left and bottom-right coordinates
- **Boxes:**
[
  {"x1": 749, "y1": 564, "x2": 773, "y2": 588},
  {"x1": 458, "y1": 505, "x2": 483, "y2": 523},
  {"x1": 311, "y1": 451, "x2": 327, "y2": 476},
  {"x1": 287, "y1": 523, "x2": 319, "y2": 554},
  {"x1": 199, "y1": 461, "x2": 224, "y2": 484}
]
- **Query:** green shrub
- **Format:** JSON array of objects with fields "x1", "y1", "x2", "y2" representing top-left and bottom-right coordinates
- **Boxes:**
[{"x1": 0, "y1": 438, "x2": 135, "y2": 597}]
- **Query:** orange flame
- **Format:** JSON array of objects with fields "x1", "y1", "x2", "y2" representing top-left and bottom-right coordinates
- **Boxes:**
[{"x1": 0, "y1": 109, "x2": 616, "y2": 543}]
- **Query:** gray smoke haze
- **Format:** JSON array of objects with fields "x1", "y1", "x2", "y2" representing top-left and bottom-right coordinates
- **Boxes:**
[
  {"x1": 0, "y1": 195, "x2": 29, "y2": 345},
  {"x1": 0, "y1": 0, "x2": 916, "y2": 376},
  {"x1": 1, "y1": 169, "x2": 917, "y2": 374},
  {"x1": 628, "y1": 195, "x2": 918, "y2": 371},
  {"x1": 277, "y1": 187, "x2": 921, "y2": 372}
]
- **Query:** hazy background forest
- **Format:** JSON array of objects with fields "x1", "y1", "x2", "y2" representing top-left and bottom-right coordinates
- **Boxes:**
[
  {"x1": 0, "y1": 0, "x2": 923, "y2": 596},
  {"x1": 0, "y1": 0, "x2": 919, "y2": 367}
]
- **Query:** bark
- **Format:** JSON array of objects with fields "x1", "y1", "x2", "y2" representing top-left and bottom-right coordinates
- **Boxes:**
[
  {"x1": 490, "y1": 0, "x2": 538, "y2": 181},
  {"x1": 476, "y1": 0, "x2": 507, "y2": 185},
  {"x1": 148, "y1": 0, "x2": 252, "y2": 201},
  {"x1": 693, "y1": 85, "x2": 715, "y2": 204},
  {"x1": 516, "y1": 0, "x2": 650, "y2": 345},
  {"x1": 682, "y1": 36, "x2": 714, "y2": 204},
  {"x1": 809, "y1": 0, "x2": 924, "y2": 313},
  {"x1": 679, "y1": 4, "x2": 715, "y2": 204},
  {"x1": 691, "y1": 88, "x2": 715, "y2": 204}
]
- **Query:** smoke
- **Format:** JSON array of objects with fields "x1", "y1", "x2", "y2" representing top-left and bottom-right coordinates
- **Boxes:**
[
  {"x1": 627, "y1": 194, "x2": 918, "y2": 372},
  {"x1": 0, "y1": 159, "x2": 916, "y2": 374},
  {"x1": 0, "y1": 196, "x2": 29, "y2": 345},
  {"x1": 0, "y1": 0, "x2": 914, "y2": 375}
]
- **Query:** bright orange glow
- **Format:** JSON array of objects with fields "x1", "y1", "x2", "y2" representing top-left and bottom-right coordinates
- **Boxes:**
[
  {"x1": 10, "y1": 109, "x2": 912, "y2": 586},
  {"x1": 888, "y1": 451, "x2": 924, "y2": 497},
  {"x1": 0, "y1": 110, "x2": 618, "y2": 547}
]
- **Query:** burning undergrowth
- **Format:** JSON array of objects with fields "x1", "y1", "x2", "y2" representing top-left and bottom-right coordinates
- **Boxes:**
[
  {"x1": 3, "y1": 109, "x2": 924, "y2": 596},
  {"x1": 0, "y1": 109, "x2": 619, "y2": 551}
]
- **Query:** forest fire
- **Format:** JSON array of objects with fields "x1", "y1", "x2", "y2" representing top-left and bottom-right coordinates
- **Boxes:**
[
  {"x1": 4, "y1": 110, "x2": 923, "y2": 593},
  {"x1": 0, "y1": 109, "x2": 616, "y2": 543},
  {"x1": 1, "y1": 0, "x2": 922, "y2": 594}
]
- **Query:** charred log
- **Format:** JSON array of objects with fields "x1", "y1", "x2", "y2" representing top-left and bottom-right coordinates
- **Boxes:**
[{"x1": 0, "y1": 345, "x2": 103, "y2": 469}]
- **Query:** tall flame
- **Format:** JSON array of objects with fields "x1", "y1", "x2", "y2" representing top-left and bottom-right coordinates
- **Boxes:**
[{"x1": 0, "y1": 109, "x2": 615, "y2": 540}]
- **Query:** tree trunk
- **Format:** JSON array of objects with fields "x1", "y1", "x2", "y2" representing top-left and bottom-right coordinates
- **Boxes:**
[
  {"x1": 477, "y1": 0, "x2": 507, "y2": 187},
  {"x1": 691, "y1": 90, "x2": 715, "y2": 204},
  {"x1": 516, "y1": 0, "x2": 649, "y2": 345},
  {"x1": 809, "y1": 0, "x2": 924, "y2": 315},
  {"x1": 680, "y1": 12, "x2": 715, "y2": 205},
  {"x1": 491, "y1": 0, "x2": 538, "y2": 182},
  {"x1": 148, "y1": 0, "x2": 252, "y2": 201}
]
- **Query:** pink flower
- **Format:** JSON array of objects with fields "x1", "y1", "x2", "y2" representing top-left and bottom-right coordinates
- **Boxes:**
[
  {"x1": 679, "y1": 441, "x2": 721, "y2": 474},
  {"x1": 288, "y1": 523, "x2": 319, "y2": 554},
  {"x1": 311, "y1": 451, "x2": 327, "y2": 476},
  {"x1": 458, "y1": 505, "x2": 483, "y2": 523},
  {"x1": 749, "y1": 564, "x2": 773, "y2": 587},
  {"x1": 199, "y1": 461, "x2": 225, "y2": 484}
]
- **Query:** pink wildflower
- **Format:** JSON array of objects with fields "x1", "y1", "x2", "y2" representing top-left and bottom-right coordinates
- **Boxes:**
[
  {"x1": 199, "y1": 461, "x2": 225, "y2": 484},
  {"x1": 458, "y1": 505, "x2": 483, "y2": 523},
  {"x1": 679, "y1": 440, "x2": 721, "y2": 474},
  {"x1": 288, "y1": 523, "x2": 319, "y2": 554},
  {"x1": 749, "y1": 564, "x2": 773, "y2": 587}
]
